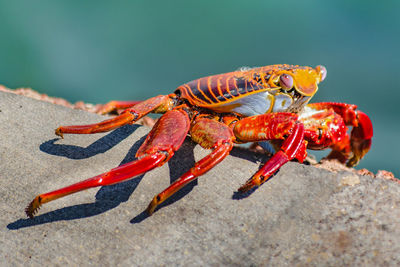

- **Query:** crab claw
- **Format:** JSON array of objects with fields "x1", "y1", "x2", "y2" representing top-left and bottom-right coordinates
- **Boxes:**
[{"x1": 347, "y1": 110, "x2": 373, "y2": 167}]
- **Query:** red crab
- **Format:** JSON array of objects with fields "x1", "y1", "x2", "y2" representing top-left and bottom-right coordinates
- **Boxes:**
[{"x1": 25, "y1": 64, "x2": 373, "y2": 218}]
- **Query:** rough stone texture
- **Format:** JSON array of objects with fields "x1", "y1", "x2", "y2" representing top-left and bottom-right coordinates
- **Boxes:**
[
  {"x1": 0, "y1": 85, "x2": 100, "y2": 113},
  {"x1": 1, "y1": 91, "x2": 399, "y2": 266}
]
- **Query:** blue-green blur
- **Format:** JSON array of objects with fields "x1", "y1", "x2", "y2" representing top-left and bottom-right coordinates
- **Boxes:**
[{"x1": 1, "y1": 0, "x2": 399, "y2": 176}]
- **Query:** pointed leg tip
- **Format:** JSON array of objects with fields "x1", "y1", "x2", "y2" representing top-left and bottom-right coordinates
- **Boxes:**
[
  {"x1": 237, "y1": 182, "x2": 254, "y2": 193},
  {"x1": 346, "y1": 156, "x2": 360, "y2": 168},
  {"x1": 146, "y1": 204, "x2": 155, "y2": 216},
  {"x1": 25, "y1": 196, "x2": 42, "y2": 219},
  {"x1": 146, "y1": 207, "x2": 154, "y2": 216},
  {"x1": 238, "y1": 174, "x2": 264, "y2": 193},
  {"x1": 146, "y1": 196, "x2": 161, "y2": 216},
  {"x1": 55, "y1": 128, "x2": 64, "y2": 139}
]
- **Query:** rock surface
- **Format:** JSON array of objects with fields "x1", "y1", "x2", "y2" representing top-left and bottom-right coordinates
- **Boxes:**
[{"x1": 1, "y1": 91, "x2": 399, "y2": 266}]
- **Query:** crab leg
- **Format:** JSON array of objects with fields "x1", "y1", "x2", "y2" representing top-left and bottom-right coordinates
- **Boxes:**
[
  {"x1": 25, "y1": 154, "x2": 166, "y2": 218},
  {"x1": 55, "y1": 94, "x2": 175, "y2": 138},
  {"x1": 96, "y1": 100, "x2": 143, "y2": 115},
  {"x1": 26, "y1": 109, "x2": 190, "y2": 218},
  {"x1": 146, "y1": 118, "x2": 234, "y2": 215},
  {"x1": 232, "y1": 113, "x2": 307, "y2": 192}
]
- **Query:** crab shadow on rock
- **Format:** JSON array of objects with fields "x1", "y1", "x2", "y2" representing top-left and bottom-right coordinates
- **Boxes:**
[
  {"x1": 131, "y1": 143, "x2": 272, "y2": 223},
  {"x1": 8, "y1": 125, "x2": 147, "y2": 229},
  {"x1": 8, "y1": 126, "x2": 195, "y2": 228},
  {"x1": 8, "y1": 124, "x2": 269, "y2": 229},
  {"x1": 39, "y1": 124, "x2": 141, "y2": 159}
]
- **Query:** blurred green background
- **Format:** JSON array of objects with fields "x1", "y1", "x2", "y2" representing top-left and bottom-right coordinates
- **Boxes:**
[{"x1": 0, "y1": 0, "x2": 399, "y2": 176}]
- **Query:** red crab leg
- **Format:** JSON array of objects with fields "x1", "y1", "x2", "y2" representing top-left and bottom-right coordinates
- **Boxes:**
[
  {"x1": 25, "y1": 154, "x2": 166, "y2": 218},
  {"x1": 307, "y1": 102, "x2": 373, "y2": 166},
  {"x1": 55, "y1": 94, "x2": 175, "y2": 138},
  {"x1": 232, "y1": 113, "x2": 307, "y2": 192},
  {"x1": 146, "y1": 118, "x2": 234, "y2": 215},
  {"x1": 26, "y1": 109, "x2": 190, "y2": 218},
  {"x1": 96, "y1": 100, "x2": 143, "y2": 115}
]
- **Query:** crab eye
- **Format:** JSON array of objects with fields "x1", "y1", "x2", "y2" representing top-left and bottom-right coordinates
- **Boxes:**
[
  {"x1": 316, "y1": 65, "x2": 327, "y2": 82},
  {"x1": 279, "y1": 74, "x2": 293, "y2": 90}
]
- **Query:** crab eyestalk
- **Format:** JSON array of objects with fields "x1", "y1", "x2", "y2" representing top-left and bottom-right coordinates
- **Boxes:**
[{"x1": 316, "y1": 65, "x2": 327, "y2": 82}]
